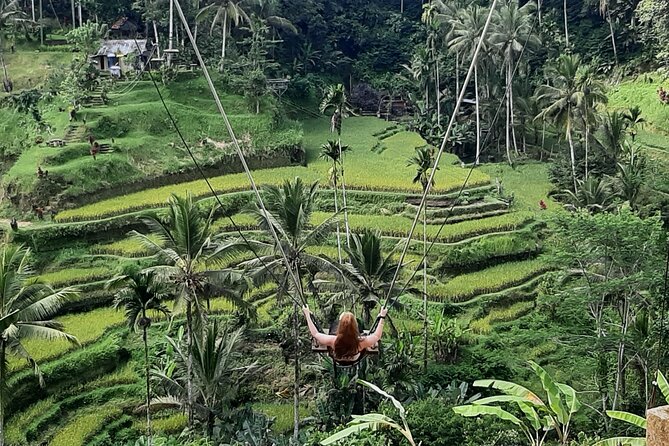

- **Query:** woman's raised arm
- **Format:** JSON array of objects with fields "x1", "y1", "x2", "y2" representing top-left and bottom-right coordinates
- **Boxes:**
[
  {"x1": 359, "y1": 307, "x2": 388, "y2": 349},
  {"x1": 303, "y1": 306, "x2": 336, "y2": 347}
]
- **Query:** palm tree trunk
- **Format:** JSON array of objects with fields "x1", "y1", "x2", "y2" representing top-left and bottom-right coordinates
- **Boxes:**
[
  {"x1": 0, "y1": 342, "x2": 5, "y2": 446},
  {"x1": 221, "y1": 10, "x2": 228, "y2": 60},
  {"x1": 508, "y1": 61, "x2": 519, "y2": 155},
  {"x1": 292, "y1": 300, "x2": 300, "y2": 443},
  {"x1": 31, "y1": 0, "x2": 36, "y2": 21},
  {"x1": 142, "y1": 318, "x2": 152, "y2": 443},
  {"x1": 435, "y1": 55, "x2": 441, "y2": 128},
  {"x1": 563, "y1": 0, "x2": 569, "y2": 48},
  {"x1": 153, "y1": 21, "x2": 162, "y2": 59},
  {"x1": 333, "y1": 163, "x2": 342, "y2": 263},
  {"x1": 39, "y1": 0, "x2": 43, "y2": 46},
  {"x1": 475, "y1": 64, "x2": 481, "y2": 165},
  {"x1": 422, "y1": 201, "x2": 428, "y2": 371},
  {"x1": 608, "y1": 12, "x2": 618, "y2": 65},
  {"x1": 186, "y1": 301, "x2": 195, "y2": 429},
  {"x1": 505, "y1": 70, "x2": 512, "y2": 166},
  {"x1": 70, "y1": 0, "x2": 75, "y2": 29},
  {"x1": 77, "y1": 0, "x2": 82, "y2": 27},
  {"x1": 537, "y1": 0, "x2": 542, "y2": 26},
  {"x1": 585, "y1": 118, "x2": 590, "y2": 180},
  {"x1": 567, "y1": 126, "x2": 578, "y2": 191},
  {"x1": 455, "y1": 52, "x2": 460, "y2": 99},
  {"x1": 338, "y1": 135, "x2": 351, "y2": 247}
]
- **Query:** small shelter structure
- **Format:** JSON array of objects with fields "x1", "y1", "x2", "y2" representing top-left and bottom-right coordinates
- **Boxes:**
[
  {"x1": 110, "y1": 17, "x2": 138, "y2": 38},
  {"x1": 91, "y1": 39, "x2": 148, "y2": 75}
]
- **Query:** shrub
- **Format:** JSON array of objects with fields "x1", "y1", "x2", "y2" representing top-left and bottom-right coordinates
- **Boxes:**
[{"x1": 406, "y1": 398, "x2": 468, "y2": 446}]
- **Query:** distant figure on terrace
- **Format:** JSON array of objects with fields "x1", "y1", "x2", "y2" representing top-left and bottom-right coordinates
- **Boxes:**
[
  {"x1": 539, "y1": 199, "x2": 547, "y2": 210},
  {"x1": 90, "y1": 142, "x2": 100, "y2": 160},
  {"x1": 658, "y1": 87, "x2": 669, "y2": 105}
]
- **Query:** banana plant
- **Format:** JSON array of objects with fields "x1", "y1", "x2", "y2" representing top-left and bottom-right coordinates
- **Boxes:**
[
  {"x1": 453, "y1": 360, "x2": 581, "y2": 446},
  {"x1": 320, "y1": 380, "x2": 418, "y2": 446},
  {"x1": 593, "y1": 370, "x2": 669, "y2": 446}
]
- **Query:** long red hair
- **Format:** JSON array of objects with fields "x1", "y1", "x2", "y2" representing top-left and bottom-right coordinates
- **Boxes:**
[{"x1": 334, "y1": 312, "x2": 361, "y2": 358}]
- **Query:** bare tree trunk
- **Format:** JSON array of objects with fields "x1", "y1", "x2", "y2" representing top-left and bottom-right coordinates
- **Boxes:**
[
  {"x1": 508, "y1": 61, "x2": 519, "y2": 155},
  {"x1": 455, "y1": 52, "x2": 460, "y2": 99},
  {"x1": 194, "y1": 0, "x2": 200, "y2": 44},
  {"x1": 537, "y1": 0, "x2": 542, "y2": 26},
  {"x1": 77, "y1": 1, "x2": 82, "y2": 27},
  {"x1": 333, "y1": 163, "x2": 342, "y2": 263},
  {"x1": 401, "y1": 0, "x2": 404, "y2": 13},
  {"x1": 186, "y1": 301, "x2": 194, "y2": 429},
  {"x1": 435, "y1": 56, "x2": 441, "y2": 128},
  {"x1": 608, "y1": 12, "x2": 618, "y2": 65},
  {"x1": 0, "y1": 343, "x2": 5, "y2": 446},
  {"x1": 505, "y1": 64, "x2": 512, "y2": 166},
  {"x1": 39, "y1": 0, "x2": 43, "y2": 46},
  {"x1": 167, "y1": 0, "x2": 175, "y2": 66},
  {"x1": 153, "y1": 21, "x2": 162, "y2": 59},
  {"x1": 567, "y1": 126, "x2": 578, "y2": 191},
  {"x1": 612, "y1": 296, "x2": 631, "y2": 411},
  {"x1": 31, "y1": 0, "x2": 35, "y2": 22},
  {"x1": 563, "y1": 0, "x2": 569, "y2": 48},
  {"x1": 475, "y1": 64, "x2": 481, "y2": 164},
  {"x1": 70, "y1": 0, "x2": 75, "y2": 29},
  {"x1": 338, "y1": 135, "x2": 351, "y2": 247},
  {"x1": 221, "y1": 10, "x2": 228, "y2": 60},
  {"x1": 292, "y1": 300, "x2": 300, "y2": 443},
  {"x1": 422, "y1": 201, "x2": 428, "y2": 371},
  {"x1": 142, "y1": 316, "x2": 152, "y2": 444},
  {"x1": 585, "y1": 118, "x2": 590, "y2": 180}
]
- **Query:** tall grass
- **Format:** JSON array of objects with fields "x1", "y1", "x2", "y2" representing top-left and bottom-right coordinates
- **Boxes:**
[
  {"x1": 253, "y1": 403, "x2": 310, "y2": 433},
  {"x1": 37, "y1": 267, "x2": 111, "y2": 287},
  {"x1": 469, "y1": 301, "x2": 535, "y2": 334},
  {"x1": 5, "y1": 397, "x2": 56, "y2": 445},
  {"x1": 10, "y1": 308, "x2": 126, "y2": 371},
  {"x1": 430, "y1": 259, "x2": 549, "y2": 302},
  {"x1": 49, "y1": 405, "x2": 123, "y2": 446}
]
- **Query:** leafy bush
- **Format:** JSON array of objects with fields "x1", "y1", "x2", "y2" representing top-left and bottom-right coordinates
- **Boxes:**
[{"x1": 405, "y1": 398, "x2": 468, "y2": 446}]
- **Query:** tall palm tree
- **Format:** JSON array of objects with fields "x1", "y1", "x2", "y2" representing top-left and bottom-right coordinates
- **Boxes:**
[
  {"x1": 320, "y1": 84, "x2": 354, "y2": 246},
  {"x1": 238, "y1": 177, "x2": 344, "y2": 442},
  {"x1": 423, "y1": 3, "x2": 443, "y2": 128},
  {"x1": 537, "y1": 54, "x2": 584, "y2": 191},
  {"x1": 0, "y1": 244, "x2": 79, "y2": 446},
  {"x1": 598, "y1": 0, "x2": 618, "y2": 64},
  {"x1": 131, "y1": 193, "x2": 244, "y2": 430},
  {"x1": 107, "y1": 270, "x2": 171, "y2": 443},
  {"x1": 576, "y1": 62, "x2": 607, "y2": 179},
  {"x1": 449, "y1": 5, "x2": 491, "y2": 164},
  {"x1": 408, "y1": 146, "x2": 436, "y2": 372},
  {"x1": 152, "y1": 321, "x2": 260, "y2": 438},
  {"x1": 563, "y1": 0, "x2": 569, "y2": 48},
  {"x1": 402, "y1": 47, "x2": 432, "y2": 114},
  {"x1": 320, "y1": 140, "x2": 350, "y2": 264},
  {"x1": 490, "y1": 0, "x2": 540, "y2": 166},
  {"x1": 198, "y1": 0, "x2": 256, "y2": 60},
  {"x1": 342, "y1": 230, "x2": 405, "y2": 328}
]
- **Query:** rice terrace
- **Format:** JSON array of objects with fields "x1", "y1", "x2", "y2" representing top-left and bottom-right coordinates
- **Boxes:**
[{"x1": 0, "y1": 0, "x2": 668, "y2": 445}]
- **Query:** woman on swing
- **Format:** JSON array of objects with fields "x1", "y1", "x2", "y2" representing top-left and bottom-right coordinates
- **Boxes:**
[{"x1": 302, "y1": 306, "x2": 388, "y2": 362}]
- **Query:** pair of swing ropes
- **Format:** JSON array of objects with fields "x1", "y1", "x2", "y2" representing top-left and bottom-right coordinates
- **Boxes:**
[{"x1": 134, "y1": 0, "x2": 669, "y2": 374}]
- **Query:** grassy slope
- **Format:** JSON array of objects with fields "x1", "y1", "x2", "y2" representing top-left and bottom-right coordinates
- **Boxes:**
[
  {"x1": 0, "y1": 48, "x2": 73, "y2": 94},
  {"x1": 55, "y1": 116, "x2": 490, "y2": 221}
]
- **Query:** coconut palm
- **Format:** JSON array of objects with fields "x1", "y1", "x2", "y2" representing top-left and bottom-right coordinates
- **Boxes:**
[
  {"x1": 198, "y1": 0, "x2": 257, "y2": 60},
  {"x1": 576, "y1": 62, "x2": 607, "y2": 179},
  {"x1": 407, "y1": 146, "x2": 436, "y2": 371},
  {"x1": 422, "y1": 3, "x2": 443, "y2": 127},
  {"x1": 0, "y1": 244, "x2": 79, "y2": 446},
  {"x1": 490, "y1": 0, "x2": 540, "y2": 166},
  {"x1": 320, "y1": 140, "x2": 350, "y2": 263},
  {"x1": 152, "y1": 320, "x2": 260, "y2": 438},
  {"x1": 131, "y1": 193, "x2": 246, "y2": 429},
  {"x1": 237, "y1": 177, "x2": 344, "y2": 442},
  {"x1": 449, "y1": 5, "x2": 491, "y2": 164},
  {"x1": 320, "y1": 84, "x2": 355, "y2": 246},
  {"x1": 537, "y1": 54, "x2": 585, "y2": 191},
  {"x1": 107, "y1": 269, "x2": 171, "y2": 443},
  {"x1": 342, "y1": 230, "x2": 410, "y2": 333}
]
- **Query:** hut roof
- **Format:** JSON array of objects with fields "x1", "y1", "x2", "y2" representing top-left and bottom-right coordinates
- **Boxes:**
[
  {"x1": 111, "y1": 17, "x2": 138, "y2": 32},
  {"x1": 94, "y1": 39, "x2": 147, "y2": 57}
]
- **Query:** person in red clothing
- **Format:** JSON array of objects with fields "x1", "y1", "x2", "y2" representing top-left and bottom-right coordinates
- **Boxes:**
[{"x1": 539, "y1": 199, "x2": 547, "y2": 210}]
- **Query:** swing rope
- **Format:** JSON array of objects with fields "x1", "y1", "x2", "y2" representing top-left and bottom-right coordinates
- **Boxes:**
[
  {"x1": 171, "y1": 0, "x2": 308, "y2": 307},
  {"x1": 378, "y1": 5, "x2": 539, "y2": 324}
]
